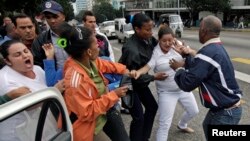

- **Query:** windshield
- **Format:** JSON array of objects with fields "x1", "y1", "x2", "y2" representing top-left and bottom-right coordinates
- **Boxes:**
[
  {"x1": 101, "y1": 21, "x2": 114, "y2": 27},
  {"x1": 123, "y1": 23, "x2": 133, "y2": 31},
  {"x1": 170, "y1": 16, "x2": 182, "y2": 23}
]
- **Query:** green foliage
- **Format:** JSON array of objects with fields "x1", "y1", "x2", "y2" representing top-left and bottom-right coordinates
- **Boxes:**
[
  {"x1": 204, "y1": 0, "x2": 231, "y2": 13},
  {"x1": 75, "y1": 1, "x2": 123, "y2": 23},
  {"x1": 75, "y1": 10, "x2": 87, "y2": 22},
  {"x1": 0, "y1": 0, "x2": 74, "y2": 21},
  {"x1": 57, "y1": 0, "x2": 75, "y2": 21},
  {"x1": 182, "y1": 0, "x2": 231, "y2": 25},
  {"x1": 115, "y1": 7, "x2": 125, "y2": 18},
  {"x1": 93, "y1": 2, "x2": 116, "y2": 23},
  {"x1": 94, "y1": 0, "x2": 111, "y2": 4},
  {"x1": 183, "y1": 0, "x2": 231, "y2": 14}
]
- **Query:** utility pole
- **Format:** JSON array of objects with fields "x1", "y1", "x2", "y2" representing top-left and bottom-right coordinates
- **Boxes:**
[
  {"x1": 178, "y1": 0, "x2": 180, "y2": 15},
  {"x1": 122, "y1": 2, "x2": 125, "y2": 17}
]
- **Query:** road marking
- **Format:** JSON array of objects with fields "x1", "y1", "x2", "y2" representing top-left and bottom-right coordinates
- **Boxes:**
[
  {"x1": 113, "y1": 47, "x2": 120, "y2": 51},
  {"x1": 232, "y1": 58, "x2": 250, "y2": 64},
  {"x1": 235, "y1": 70, "x2": 250, "y2": 83}
]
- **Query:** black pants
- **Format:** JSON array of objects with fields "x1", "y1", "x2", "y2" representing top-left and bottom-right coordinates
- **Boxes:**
[
  {"x1": 103, "y1": 107, "x2": 130, "y2": 141},
  {"x1": 129, "y1": 86, "x2": 158, "y2": 141}
]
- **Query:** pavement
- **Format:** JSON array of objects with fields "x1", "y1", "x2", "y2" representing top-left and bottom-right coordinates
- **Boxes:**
[
  {"x1": 119, "y1": 27, "x2": 250, "y2": 140},
  {"x1": 184, "y1": 26, "x2": 250, "y2": 32},
  {"x1": 121, "y1": 83, "x2": 208, "y2": 141}
]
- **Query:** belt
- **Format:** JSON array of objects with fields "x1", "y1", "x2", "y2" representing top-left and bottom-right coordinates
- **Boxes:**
[
  {"x1": 225, "y1": 100, "x2": 241, "y2": 110},
  {"x1": 210, "y1": 100, "x2": 242, "y2": 112}
]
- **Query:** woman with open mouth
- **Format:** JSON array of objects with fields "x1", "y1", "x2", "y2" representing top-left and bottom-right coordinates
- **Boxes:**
[{"x1": 0, "y1": 40, "x2": 64, "y2": 141}]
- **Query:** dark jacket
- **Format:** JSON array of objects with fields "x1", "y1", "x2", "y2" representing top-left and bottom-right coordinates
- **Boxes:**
[
  {"x1": 31, "y1": 30, "x2": 52, "y2": 69},
  {"x1": 119, "y1": 34, "x2": 158, "y2": 89},
  {"x1": 175, "y1": 41, "x2": 242, "y2": 109}
]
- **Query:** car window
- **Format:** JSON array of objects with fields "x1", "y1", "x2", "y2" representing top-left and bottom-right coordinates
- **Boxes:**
[
  {"x1": 105, "y1": 21, "x2": 114, "y2": 26},
  {"x1": 101, "y1": 21, "x2": 114, "y2": 27},
  {"x1": 0, "y1": 102, "x2": 61, "y2": 141},
  {"x1": 115, "y1": 21, "x2": 119, "y2": 30}
]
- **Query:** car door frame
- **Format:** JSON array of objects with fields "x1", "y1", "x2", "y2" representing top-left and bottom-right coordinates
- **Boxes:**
[{"x1": 0, "y1": 88, "x2": 73, "y2": 141}]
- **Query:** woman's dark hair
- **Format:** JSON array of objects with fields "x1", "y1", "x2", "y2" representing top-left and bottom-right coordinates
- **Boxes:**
[
  {"x1": 158, "y1": 26, "x2": 175, "y2": 39},
  {"x1": 0, "y1": 40, "x2": 20, "y2": 59},
  {"x1": 57, "y1": 22, "x2": 94, "y2": 60},
  {"x1": 132, "y1": 13, "x2": 151, "y2": 30}
]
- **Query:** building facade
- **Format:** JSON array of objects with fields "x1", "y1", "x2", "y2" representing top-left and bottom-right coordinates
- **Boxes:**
[
  {"x1": 112, "y1": 0, "x2": 127, "y2": 10},
  {"x1": 125, "y1": 0, "x2": 250, "y2": 26},
  {"x1": 75, "y1": 0, "x2": 93, "y2": 14}
]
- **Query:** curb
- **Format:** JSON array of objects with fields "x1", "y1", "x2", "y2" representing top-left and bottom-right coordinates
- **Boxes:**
[{"x1": 184, "y1": 27, "x2": 250, "y2": 32}]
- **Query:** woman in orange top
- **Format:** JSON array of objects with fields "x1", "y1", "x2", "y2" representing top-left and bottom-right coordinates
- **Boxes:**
[{"x1": 58, "y1": 23, "x2": 130, "y2": 141}]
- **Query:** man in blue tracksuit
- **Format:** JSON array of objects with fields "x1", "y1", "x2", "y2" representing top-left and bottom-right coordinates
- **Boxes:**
[{"x1": 169, "y1": 15, "x2": 242, "y2": 140}]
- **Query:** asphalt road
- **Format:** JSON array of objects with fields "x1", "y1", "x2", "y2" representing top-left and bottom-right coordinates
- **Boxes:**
[{"x1": 109, "y1": 28, "x2": 250, "y2": 141}]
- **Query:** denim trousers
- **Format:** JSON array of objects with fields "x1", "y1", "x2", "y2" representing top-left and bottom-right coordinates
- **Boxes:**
[
  {"x1": 129, "y1": 86, "x2": 158, "y2": 141},
  {"x1": 103, "y1": 107, "x2": 130, "y2": 141},
  {"x1": 202, "y1": 106, "x2": 242, "y2": 140}
]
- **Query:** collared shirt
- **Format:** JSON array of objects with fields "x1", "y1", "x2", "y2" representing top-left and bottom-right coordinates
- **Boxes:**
[
  {"x1": 200, "y1": 37, "x2": 221, "y2": 49},
  {"x1": 50, "y1": 31, "x2": 68, "y2": 69},
  {"x1": 0, "y1": 35, "x2": 11, "y2": 45}
]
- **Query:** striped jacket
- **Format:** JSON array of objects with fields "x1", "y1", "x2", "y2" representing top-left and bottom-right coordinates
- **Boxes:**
[
  {"x1": 174, "y1": 38, "x2": 242, "y2": 109},
  {"x1": 63, "y1": 57, "x2": 127, "y2": 141}
]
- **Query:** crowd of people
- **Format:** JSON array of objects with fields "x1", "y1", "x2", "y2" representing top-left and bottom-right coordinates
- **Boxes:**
[{"x1": 0, "y1": 0, "x2": 244, "y2": 141}]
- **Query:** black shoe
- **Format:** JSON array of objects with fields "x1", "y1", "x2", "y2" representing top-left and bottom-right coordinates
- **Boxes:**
[{"x1": 120, "y1": 109, "x2": 130, "y2": 114}]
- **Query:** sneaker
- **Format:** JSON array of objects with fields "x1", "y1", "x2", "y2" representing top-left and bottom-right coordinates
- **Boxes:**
[{"x1": 177, "y1": 125, "x2": 194, "y2": 133}]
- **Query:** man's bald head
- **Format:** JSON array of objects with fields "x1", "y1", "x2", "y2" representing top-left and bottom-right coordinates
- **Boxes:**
[
  {"x1": 199, "y1": 15, "x2": 222, "y2": 44},
  {"x1": 202, "y1": 15, "x2": 222, "y2": 36}
]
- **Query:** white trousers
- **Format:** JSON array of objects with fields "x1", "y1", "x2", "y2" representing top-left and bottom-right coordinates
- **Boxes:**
[{"x1": 156, "y1": 91, "x2": 199, "y2": 141}]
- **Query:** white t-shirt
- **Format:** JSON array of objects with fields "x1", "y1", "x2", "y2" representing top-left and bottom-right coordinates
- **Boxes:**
[
  {"x1": 0, "y1": 65, "x2": 47, "y2": 141},
  {"x1": 147, "y1": 44, "x2": 184, "y2": 93}
]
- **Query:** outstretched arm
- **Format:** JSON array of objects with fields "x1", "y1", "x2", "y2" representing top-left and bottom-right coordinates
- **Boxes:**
[{"x1": 130, "y1": 64, "x2": 151, "y2": 79}]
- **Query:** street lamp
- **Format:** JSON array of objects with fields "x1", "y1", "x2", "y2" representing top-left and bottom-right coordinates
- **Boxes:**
[
  {"x1": 178, "y1": 0, "x2": 180, "y2": 15},
  {"x1": 122, "y1": 2, "x2": 125, "y2": 17}
]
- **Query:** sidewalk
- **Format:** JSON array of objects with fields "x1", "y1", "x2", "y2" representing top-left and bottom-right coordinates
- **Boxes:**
[{"x1": 184, "y1": 26, "x2": 250, "y2": 32}]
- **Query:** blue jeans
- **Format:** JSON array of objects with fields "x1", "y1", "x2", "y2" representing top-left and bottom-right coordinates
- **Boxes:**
[
  {"x1": 129, "y1": 86, "x2": 158, "y2": 141},
  {"x1": 203, "y1": 106, "x2": 242, "y2": 140}
]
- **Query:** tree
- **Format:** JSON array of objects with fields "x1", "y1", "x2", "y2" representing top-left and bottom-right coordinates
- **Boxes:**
[
  {"x1": 75, "y1": 10, "x2": 87, "y2": 22},
  {"x1": 57, "y1": 0, "x2": 75, "y2": 21},
  {"x1": 0, "y1": 0, "x2": 74, "y2": 21},
  {"x1": 182, "y1": 0, "x2": 203, "y2": 26},
  {"x1": 182, "y1": 0, "x2": 231, "y2": 26},
  {"x1": 93, "y1": 2, "x2": 116, "y2": 23},
  {"x1": 94, "y1": 0, "x2": 111, "y2": 4},
  {"x1": 202, "y1": 0, "x2": 231, "y2": 14}
]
